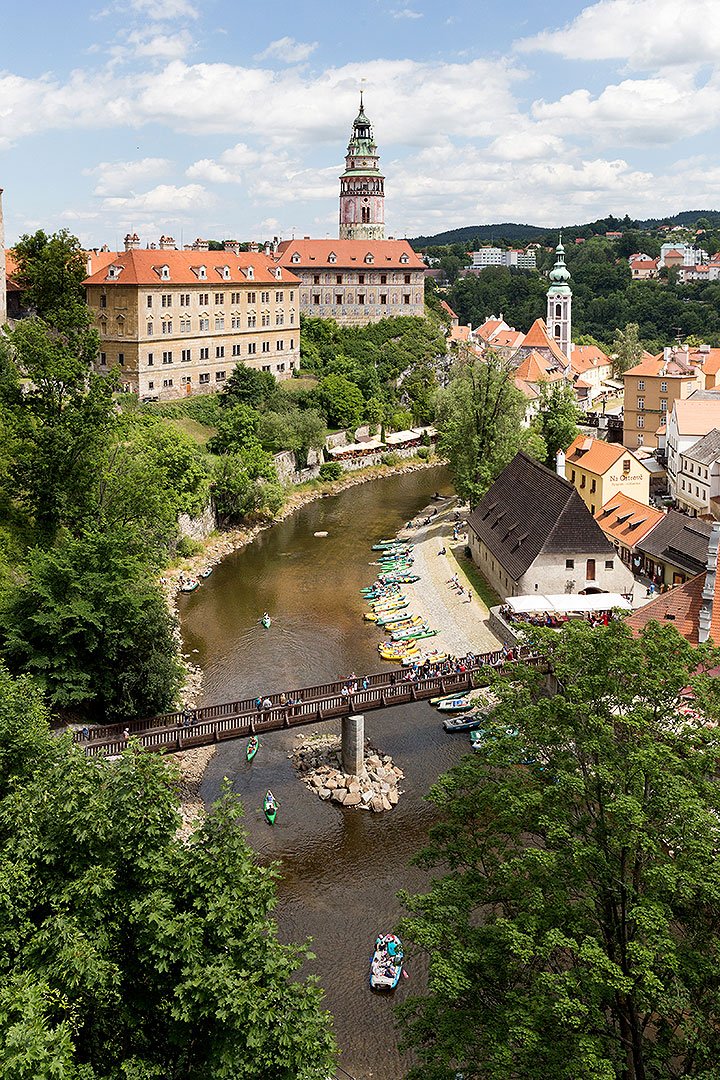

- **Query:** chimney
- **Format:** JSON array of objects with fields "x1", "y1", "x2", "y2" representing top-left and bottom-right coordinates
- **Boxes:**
[
  {"x1": 556, "y1": 449, "x2": 566, "y2": 478},
  {"x1": 698, "y1": 523, "x2": 720, "y2": 643},
  {"x1": 249, "y1": 241, "x2": 259, "y2": 253},
  {"x1": 124, "y1": 232, "x2": 140, "y2": 251},
  {"x1": 273, "y1": 235, "x2": 279, "y2": 254},
  {"x1": 664, "y1": 346, "x2": 672, "y2": 362},
  {"x1": 264, "y1": 240, "x2": 271, "y2": 256},
  {"x1": 159, "y1": 235, "x2": 176, "y2": 250}
]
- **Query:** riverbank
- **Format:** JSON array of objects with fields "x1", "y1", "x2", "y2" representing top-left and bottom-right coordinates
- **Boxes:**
[{"x1": 166, "y1": 455, "x2": 447, "y2": 707}]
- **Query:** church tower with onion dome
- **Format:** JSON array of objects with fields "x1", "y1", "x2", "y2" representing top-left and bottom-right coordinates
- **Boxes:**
[
  {"x1": 546, "y1": 236, "x2": 572, "y2": 358},
  {"x1": 339, "y1": 93, "x2": 386, "y2": 241}
]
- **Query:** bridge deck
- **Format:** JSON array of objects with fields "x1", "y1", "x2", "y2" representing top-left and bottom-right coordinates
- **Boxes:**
[{"x1": 76, "y1": 647, "x2": 542, "y2": 757}]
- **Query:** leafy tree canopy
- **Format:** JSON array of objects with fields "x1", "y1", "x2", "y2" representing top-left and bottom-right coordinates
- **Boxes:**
[
  {"x1": 315, "y1": 374, "x2": 365, "y2": 430},
  {"x1": 435, "y1": 354, "x2": 546, "y2": 504},
  {"x1": 0, "y1": 665, "x2": 337, "y2": 1079},
  {"x1": 532, "y1": 380, "x2": 582, "y2": 467},
  {"x1": 399, "y1": 619, "x2": 720, "y2": 1080},
  {"x1": 12, "y1": 228, "x2": 88, "y2": 320}
]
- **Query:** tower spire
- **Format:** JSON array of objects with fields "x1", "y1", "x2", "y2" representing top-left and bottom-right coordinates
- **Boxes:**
[
  {"x1": 338, "y1": 93, "x2": 385, "y2": 241},
  {"x1": 546, "y1": 233, "x2": 572, "y2": 359}
]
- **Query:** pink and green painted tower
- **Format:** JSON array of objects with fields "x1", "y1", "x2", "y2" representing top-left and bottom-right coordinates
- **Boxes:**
[{"x1": 339, "y1": 93, "x2": 385, "y2": 241}]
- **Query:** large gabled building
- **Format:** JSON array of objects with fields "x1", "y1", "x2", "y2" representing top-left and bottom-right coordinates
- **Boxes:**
[
  {"x1": 466, "y1": 451, "x2": 635, "y2": 600},
  {"x1": 84, "y1": 247, "x2": 301, "y2": 398}
]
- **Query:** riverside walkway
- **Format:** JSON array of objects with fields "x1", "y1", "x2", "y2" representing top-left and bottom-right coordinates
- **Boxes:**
[{"x1": 76, "y1": 647, "x2": 543, "y2": 757}]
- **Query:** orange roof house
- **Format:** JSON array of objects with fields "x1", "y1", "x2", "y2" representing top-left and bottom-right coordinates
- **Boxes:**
[
  {"x1": 440, "y1": 299, "x2": 459, "y2": 326},
  {"x1": 519, "y1": 317, "x2": 569, "y2": 364},
  {"x1": 565, "y1": 435, "x2": 651, "y2": 512},
  {"x1": 594, "y1": 493, "x2": 664, "y2": 558},
  {"x1": 84, "y1": 248, "x2": 300, "y2": 287},
  {"x1": 514, "y1": 349, "x2": 566, "y2": 386}
]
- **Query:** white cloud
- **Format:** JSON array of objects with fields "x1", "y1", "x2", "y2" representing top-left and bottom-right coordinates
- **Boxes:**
[
  {"x1": 101, "y1": 183, "x2": 214, "y2": 216},
  {"x1": 532, "y1": 71, "x2": 720, "y2": 145},
  {"x1": 84, "y1": 157, "x2": 173, "y2": 196},
  {"x1": 516, "y1": 0, "x2": 720, "y2": 69},
  {"x1": 254, "y1": 37, "x2": 318, "y2": 63},
  {"x1": 126, "y1": 29, "x2": 195, "y2": 60},
  {"x1": 128, "y1": 0, "x2": 198, "y2": 21},
  {"x1": 393, "y1": 8, "x2": 423, "y2": 18}
]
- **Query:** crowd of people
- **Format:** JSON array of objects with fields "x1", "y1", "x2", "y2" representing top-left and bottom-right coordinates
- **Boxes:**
[{"x1": 500, "y1": 606, "x2": 621, "y2": 630}]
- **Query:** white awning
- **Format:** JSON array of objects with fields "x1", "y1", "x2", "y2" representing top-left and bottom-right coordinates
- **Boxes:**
[{"x1": 507, "y1": 593, "x2": 631, "y2": 614}]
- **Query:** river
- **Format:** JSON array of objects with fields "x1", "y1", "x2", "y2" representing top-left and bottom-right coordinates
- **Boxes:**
[{"x1": 179, "y1": 465, "x2": 471, "y2": 1079}]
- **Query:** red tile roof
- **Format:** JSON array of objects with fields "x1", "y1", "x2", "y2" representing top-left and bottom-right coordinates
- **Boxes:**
[
  {"x1": 83, "y1": 249, "x2": 300, "y2": 286},
  {"x1": 672, "y1": 399, "x2": 720, "y2": 437},
  {"x1": 566, "y1": 434, "x2": 646, "y2": 476},
  {"x1": 440, "y1": 300, "x2": 458, "y2": 319},
  {"x1": 624, "y1": 572, "x2": 720, "y2": 646},
  {"x1": 570, "y1": 344, "x2": 611, "y2": 374},
  {"x1": 275, "y1": 238, "x2": 424, "y2": 269},
  {"x1": 522, "y1": 317, "x2": 569, "y2": 363},
  {"x1": 595, "y1": 492, "x2": 664, "y2": 547},
  {"x1": 514, "y1": 349, "x2": 565, "y2": 383}
]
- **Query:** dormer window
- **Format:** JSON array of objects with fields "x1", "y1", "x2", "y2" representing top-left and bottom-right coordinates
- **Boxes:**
[
  {"x1": 291, "y1": 252, "x2": 301, "y2": 263},
  {"x1": 364, "y1": 253, "x2": 374, "y2": 264},
  {"x1": 160, "y1": 265, "x2": 170, "y2": 280},
  {"x1": 328, "y1": 252, "x2": 337, "y2": 263},
  {"x1": 195, "y1": 265, "x2": 207, "y2": 280},
  {"x1": 400, "y1": 253, "x2": 409, "y2": 264},
  {"x1": 275, "y1": 267, "x2": 282, "y2": 280},
  {"x1": 246, "y1": 266, "x2": 254, "y2": 280},
  {"x1": 106, "y1": 265, "x2": 122, "y2": 280},
  {"x1": 218, "y1": 265, "x2": 231, "y2": 280}
]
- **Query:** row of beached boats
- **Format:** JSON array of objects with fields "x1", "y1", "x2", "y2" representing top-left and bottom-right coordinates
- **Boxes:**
[
  {"x1": 363, "y1": 538, "x2": 444, "y2": 664},
  {"x1": 179, "y1": 567, "x2": 213, "y2": 593}
]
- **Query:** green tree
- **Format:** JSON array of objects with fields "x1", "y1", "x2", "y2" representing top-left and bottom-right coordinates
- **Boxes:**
[
  {"x1": 398, "y1": 619, "x2": 720, "y2": 1080},
  {"x1": 533, "y1": 380, "x2": 582, "y2": 466},
  {"x1": 0, "y1": 665, "x2": 337, "y2": 1078},
  {"x1": 435, "y1": 355, "x2": 543, "y2": 504},
  {"x1": 207, "y1": 404, "x2": 261, "y2": 455},
  {"x1": 2, "y1": 315, "x2": 114, "y2": 536},
  {"x1": 315, "y1": 374, "x2": 364, "y2": 430},
  {"x1": 221, "y1": 364, "x2": 280, "y2": 410},
  {"x1": 0, "y1": 530, "x2": 182, "y2": 721},
  {"x1": 11, "y1": 228, "x2": 88, "y2": 320},
  {"x1": 257, "y1": 407, "x2": 327, "y2": 469},
  {"x1": 211, "y1": 447, "x2": 282, "y2": 525},
  {"x1": 611, "y1": 322, "x2": 644, "y2": 376}
]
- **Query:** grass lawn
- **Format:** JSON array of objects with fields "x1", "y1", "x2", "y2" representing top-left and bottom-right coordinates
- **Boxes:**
[
  {"x1": 449, "y1": 546, "x2": 502, "y2": 609},
  {"x1": 164, "y1": 416, "x2": 217, "y2": 446},
  {"x1": 281, "y1": 375, "x2": 318, "y2": 392}
]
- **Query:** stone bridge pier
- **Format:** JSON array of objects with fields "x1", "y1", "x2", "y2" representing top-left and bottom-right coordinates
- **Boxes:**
[{"x1": 342, "y1": 713, "x2": 365, "y2": 775}]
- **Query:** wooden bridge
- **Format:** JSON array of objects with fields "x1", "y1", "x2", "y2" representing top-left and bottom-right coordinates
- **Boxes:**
[{"x1": 75, "y1": 647, "x2": 543, "y2": 757}]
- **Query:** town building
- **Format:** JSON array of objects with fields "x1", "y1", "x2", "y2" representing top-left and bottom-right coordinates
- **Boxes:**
[
  {"x1": 594, "y1": 493, "x2": 665, "y2": 573},
  {"x1": 465, "y1": 451, "x2": 635, "y2": 600},
  {"x1": 634, "y1": 512, "x2": 713, "y2": 589},
  {"x1": 625, "y1": 524, "x2": 720, "y2": 645},
  {"x1": 274, "y1": 238, "x2": 425, "y2": 327},
  {"x1": 83, "y1": 246, "x2": 301, "y2": 398},
  {"x1": 338, "y1": 93, "x2": 385, "y2": 242},
  {"x1": 629, "y1": 257, "x2": 658, "y2": 279},
  {"x1": 470, "y1": 247, "x2": 536, "y2": 270},
  {"x1": 564, "y1": 436, "x2": 651, "y2": 514},
  {"x1": 514, "y1": 317, "x2": 570, "y2": 367},
  {"x1": 659, "y1": 242, "x2": 709, "y2": 267},
  {"x1": 568, "y1": 344, "x2": 613, "y2": 401},
  {"x1": 623, "y1": 350, "x2": 700, "y2": 450},
  {"x1": 666, "y1": 398, "x2": 720, "y2": 499},
  {"x1": 675, "y1": 428, "x2": 720, "y2": 517}
]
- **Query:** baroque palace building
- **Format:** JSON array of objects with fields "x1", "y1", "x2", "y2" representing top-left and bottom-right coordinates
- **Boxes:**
[
  {"x1": 84, "y1": 240, "x2": 300, "y2": 398},
  {"x1": 275, "y1": 95, "x2": 425, "y2": 326}
]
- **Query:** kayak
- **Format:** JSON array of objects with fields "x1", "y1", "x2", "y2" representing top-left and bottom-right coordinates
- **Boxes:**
[
  {"x1": 402, "y1": 650, "x2": 448, "y2": 666},
  {"x1": 200, "y1": 567, "x2": 213, "y2": 578},
  {"x1": 378, "y1": 614, "x2": 423, "y2": 629},
  {"x1": 443, "y1": 711, "x2": 484, "y2": 732},
  {"x1": 180, "y1": 579, "x2": 199, "y2": 592},
  {"x1": 370, "y1": 934, "x2": 404, "y2": 990},
  {"x1": 264, "y1": 791, "x2": 278, "y2": 824},
  {"x1": 262, "y1": 615, "x2": 272, "y2": 629},
  {"x1": 380, "y1": 574, "x2": 420, "y2": 584},
  {"x1": 436, "y1": 697, "x2": 475, "y2": 712},
  {"x1": 246, "y1": 736, "x2": 259, "y2": 761},
  {"x1": 391, "y1": 624, "x2": 429, "y2": 641}
]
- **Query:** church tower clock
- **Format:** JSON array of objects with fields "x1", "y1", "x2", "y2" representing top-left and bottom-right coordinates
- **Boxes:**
[{"x1": 339, "y1": 93, "x2": 386, "y2": 241}]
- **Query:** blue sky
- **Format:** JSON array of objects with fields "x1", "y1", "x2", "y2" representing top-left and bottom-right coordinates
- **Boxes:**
[{"x1": 2, "y1": 0, "x2": 720, "y2": 247}]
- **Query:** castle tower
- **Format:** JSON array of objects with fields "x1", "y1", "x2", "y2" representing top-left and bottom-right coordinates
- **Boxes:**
[
  {"x1": 0, "y1": 189, "x2": 6, "y2": 328},
  {"x1": 546, "y1": 236, "x2": 572, "y2": 359},
  {"x1": 339, "y1": 93, "x2": 385, "y2": 241}
]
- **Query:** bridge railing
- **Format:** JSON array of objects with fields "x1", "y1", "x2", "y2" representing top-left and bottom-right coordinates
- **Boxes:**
[{"x1": 78, "y1": 648, "x2": 542, "y2": 756}]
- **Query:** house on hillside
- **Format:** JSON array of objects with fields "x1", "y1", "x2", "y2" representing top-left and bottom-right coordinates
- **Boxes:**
[
  {"x1": 465, "y1": 451, "x2": 635, "y2": 600},
  {"x1": 564, "y1": 436, "x2": 651, "y2": 513}
]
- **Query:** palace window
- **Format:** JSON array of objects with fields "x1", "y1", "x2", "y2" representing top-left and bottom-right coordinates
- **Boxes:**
[
  {"x1": 199, "y1": 318, "x2": 209, "y2": 331},
  {"x1": 147, "y1": 322, "x2": 153, "y2": 335},
  {"x1": 358, "y1": 294, "x2": 365, "y2": 305},
  {"x1": 199, "y1": 292, "x2": 209, "y2": 306},
  {"x1": 403, "y1": 294, "x2": 410, "y2": 304},
  {"x1": 637, "y1": 397, "x2": 644, "y2": 410},
  {"x1": 313, "y1": 294, "x2": 321, "y2": 305},
  {"x1": 248, "y1": 315, "x2": 256, "y2": 327},
  {"x1": 118, "y1": 353, "x2": 124, "y2": 366},
  {"x1": 638, "y1": 416, "x2": 644, "y2": 428},
  {"x1": 215, "y1": 370, "x2": 226, "y2": 381},
  {"x1": 661, "y1": 381, "x2": 667, "y2": 392},
  {"x1": 232, "y1": 344, "x2": 241, "y2": 356},
  {"x1": 199, "y1": 372, "x2": 210, "y2": 384},
  {"x1": 179, "y1": 293, "x2": 190, "y2": 307},
  {"x1": 199, "y1": 347, "x2": 209, "y2": 360},
  {"x1": 215, "y1": 317, "x2": 224, "y2": 330},
  {"x1": 161, "y1": 294, "x2": 172, "y2": 307},
  {"x1": 215, "y1": 346, "x2": 224, "y2": 358},
  {"x1": 276, "y1": 340, "x2": 284, "y2": 350},
  {"x1": 638, "y1": 379, "x2": 645, "y2": 390},
  {"x1": 248, "y1": 291, "x2": 256, "y2": 303},
  {"x1": 380, "y1": 274, "x2": 387, "y2": 284},
  {"x1": 100, "y1": 352, "x2": 106, "y2": 365},
  {"x1": 336, "y1": 294, "x2": 342, "y2": 305},
  {"x1": 260, "y1": 291, "x2": 270, "y2": 303},
  {"x1": 162, "y1": 378, "x2": 173, "y2": 388},
  {"x1": 276, "y1": 313, "x2": 284, "y2": 325},
  {"x1": 214, "y1": 292, "x2": 224, "y2": 305},
  {"x1": 180, "y1": 318, "x2": 191, "y2": 332},
  {"x1": 147, "y1": 352, "x2": 154, "y2": 366},
  {"x1": 380, "y1": 294, "x2": 387, "y2": 304},
  {"x1": 100, "y1": 294, "x2": 107, "y2": 308},
  {"x1": 275, "y1": 291, "x2": 283, "y2": 302},
  {"x1": 147, "y1": 295, "x2": 153, "y2": 307},
  {"x1": 261, "y1": 314, "x2": 270, "y2": 327},
  {"x1": 313, "y1": 274, "x2": 320, "y2": 285},
  {"x1": 230, "y1": 291, "x2": 241, "y2": 304},
  {"x1": 262, "y1": 342, "x2": 270, "y2": 353},
  {"x1": 181, "y1": 349, "x2": 191, "y2": 362},
  {"x1": 162, "y1": 320, "x2": 172, "y2": 334},
  {"x1": 248, "y1": 343, "x2": 257, "y2": 355},
  {"x1": 162, "y1": 351, "x2": 173, "y2": 364}
]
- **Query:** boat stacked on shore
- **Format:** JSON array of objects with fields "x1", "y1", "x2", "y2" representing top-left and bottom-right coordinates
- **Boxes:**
[{"x1": 362, "y1": 534, "x2": 439, "y2": 663}]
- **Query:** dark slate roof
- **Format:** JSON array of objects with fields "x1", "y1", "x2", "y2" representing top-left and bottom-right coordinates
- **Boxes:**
[
  {"x1": 636, "y1": 511, "x2": 712, "y2": 576},
  {"x1": 466, "y1": 451, "x2": 615, "y2": 582},
  {"x1": 684, "y1": 428, "x2": 720, "y2": 467}
]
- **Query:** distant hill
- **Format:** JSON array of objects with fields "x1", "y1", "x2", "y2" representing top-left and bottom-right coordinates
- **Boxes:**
[{"x1": 410, "y1": 211, "x2": 720, "y2": 249}]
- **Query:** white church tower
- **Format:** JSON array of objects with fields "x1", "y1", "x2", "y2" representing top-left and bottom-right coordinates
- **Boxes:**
[{"x1": 546, "y1": 236, "x2": 572, "y2": 359}]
